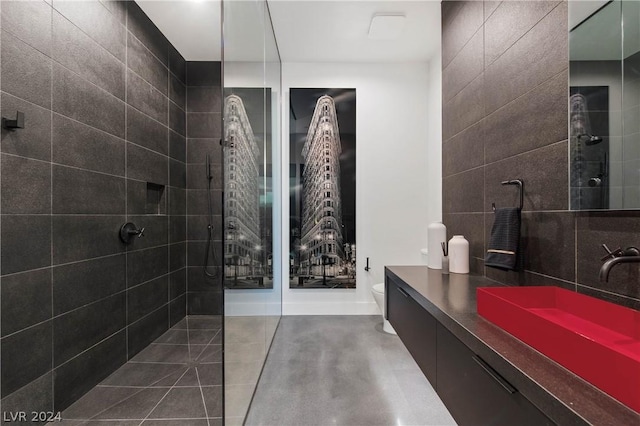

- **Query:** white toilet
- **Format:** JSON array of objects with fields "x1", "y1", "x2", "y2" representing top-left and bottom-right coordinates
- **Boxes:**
[{"x1": 372, "y1": 283, "x2": 397, "y2": 335}]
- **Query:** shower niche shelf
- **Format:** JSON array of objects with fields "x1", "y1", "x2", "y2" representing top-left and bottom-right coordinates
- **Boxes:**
[{"x1": 146, "y1": 182, "x2": 166, "y2": 215}]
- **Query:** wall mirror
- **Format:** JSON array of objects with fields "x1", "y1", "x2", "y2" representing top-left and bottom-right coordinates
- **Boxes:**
[{"x1": 569, "y1": 0, "x2": 640, "y2": 210}]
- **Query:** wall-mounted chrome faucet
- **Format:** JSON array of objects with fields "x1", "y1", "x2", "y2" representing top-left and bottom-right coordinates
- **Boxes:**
[
  {"x1": 119, "y1": 222, "x2": 145, "y2": 245},
  {"x1": 599, "y1": 244, "x2": 640, "y2": 282}
]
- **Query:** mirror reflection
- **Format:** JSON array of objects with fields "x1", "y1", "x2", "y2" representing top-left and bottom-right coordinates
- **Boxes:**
[
  {"x1": 570, "y1": 0, "x2": 640, "y2": 209},
  {"x1": 223, "y1": 87, "x2": 273, "y2": 288}
]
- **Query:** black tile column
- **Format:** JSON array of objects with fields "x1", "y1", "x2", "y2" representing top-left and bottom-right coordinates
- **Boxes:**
[{"x1": 186, "y1": 62, "x2": 223, "y2": 315}]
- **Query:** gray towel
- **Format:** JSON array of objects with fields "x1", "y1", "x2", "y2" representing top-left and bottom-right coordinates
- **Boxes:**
[{"x1": 485, "y1": 207, "x2": 521, "y2": 271}]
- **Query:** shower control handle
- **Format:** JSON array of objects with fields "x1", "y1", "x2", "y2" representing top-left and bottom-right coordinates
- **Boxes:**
[
  {"x1": 119, "y1": 223, "x2": 145, "y2": 244},
  {"x1": 128, "y1": 227, "x2": 145, "y2": 237}
]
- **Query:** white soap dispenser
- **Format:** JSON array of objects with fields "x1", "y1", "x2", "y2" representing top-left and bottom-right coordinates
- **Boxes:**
[
  {"x1": 449, "y1": 235, "x2": 469, "y2": 274},
  {"x1": 427, "y1": 222, "x2": 447, "y2": 269}
]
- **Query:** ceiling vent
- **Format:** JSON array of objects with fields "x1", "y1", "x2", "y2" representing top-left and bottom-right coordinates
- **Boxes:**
[{"x1": 368, "y1": 14, "x2": 406, "y2": 40}]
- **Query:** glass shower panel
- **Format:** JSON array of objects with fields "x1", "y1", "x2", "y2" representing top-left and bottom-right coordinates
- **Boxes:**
[
  {"x1": 222, "y1": 0, "x2": 281, "y2": 423},
  {"x1": 263, "y1": 0, "x2": 282, "y2": 350}
]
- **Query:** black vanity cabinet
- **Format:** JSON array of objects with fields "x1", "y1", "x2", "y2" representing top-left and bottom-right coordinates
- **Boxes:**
[
  {"x1": 436, "y1": 324, "x2": 553, "y2": 426},
  {"x1": 386, "y1": 275, "x2": 437, "y2": 384},
  {"x1": 386, "y1": 275, "x2": 553, "y2": 426}
]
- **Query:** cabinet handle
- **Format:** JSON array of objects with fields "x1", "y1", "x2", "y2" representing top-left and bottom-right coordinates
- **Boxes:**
[
  {"x1": 472, "y1": 355, "x2": 517, "y2": 395},
  {"x1": 395, "y1": 286, "x2": 409, "y2": 298}
]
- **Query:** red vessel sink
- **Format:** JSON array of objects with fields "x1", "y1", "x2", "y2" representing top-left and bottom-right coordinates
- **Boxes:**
[{"x1": 477, "y1": 286, "x2": 640, "y2": 413}]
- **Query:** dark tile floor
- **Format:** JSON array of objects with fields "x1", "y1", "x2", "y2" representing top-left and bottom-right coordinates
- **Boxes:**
[{"x1": 52, "y1": 316, "x2": 222, "y2": 425}]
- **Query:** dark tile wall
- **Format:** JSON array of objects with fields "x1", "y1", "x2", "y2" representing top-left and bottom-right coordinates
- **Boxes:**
[
  {"x1": 185, "y1": 61, "x2": 223, "y2": 315},
  {"x1": 442, "y1": 0, "x2": 640, "y2": 310},
  {"x1": 0, "y1": 0, "x2": 189, "y2": 414}
]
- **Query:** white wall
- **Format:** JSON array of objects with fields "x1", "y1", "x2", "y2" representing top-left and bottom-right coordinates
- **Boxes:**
[
  {"x1": 427, "y1": 55, "x2": 443, "y2": 226},
  {"x1": 281, "y1": 61, "x2": 442, "y2": 315}
]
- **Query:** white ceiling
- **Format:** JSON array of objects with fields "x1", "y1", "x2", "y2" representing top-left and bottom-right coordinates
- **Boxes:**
[
  {"x1": 136, "y1": 0, "x2": 440, "y2": 63},
  {"x1": 136, "y1": 0, "x2": 222, "y2": 61},
  {"x1": 268, "y1": 0, "x2": 441, "y2": 63}
]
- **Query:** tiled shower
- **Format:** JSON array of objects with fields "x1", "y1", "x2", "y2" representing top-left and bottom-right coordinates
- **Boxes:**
[
  {"x1": 184, "y1": 61, "x2": 223, "y2": 316},
  {"x1": 0, "y1": 0, "x2": 227, "y2": 419}
]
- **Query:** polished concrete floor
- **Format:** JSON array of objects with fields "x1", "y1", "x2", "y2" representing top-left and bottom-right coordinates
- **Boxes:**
[
  {"x1": 224, "y1": 315, "x2": 279, "y2": 425},
  {"x1": 54, "y1": 316, "x2": 222, "y2": 425},
  {"x1": 245, "y1": 316, "x2": 457, "y2": 426}
]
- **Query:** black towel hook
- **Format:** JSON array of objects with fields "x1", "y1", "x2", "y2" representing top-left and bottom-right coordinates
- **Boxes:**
[
  {"x1": 2, "y1": 111, "x2": 24, "y2": 130},
  {"x1": 492, "y1": 179, "x2": 524, "y2": 211}
]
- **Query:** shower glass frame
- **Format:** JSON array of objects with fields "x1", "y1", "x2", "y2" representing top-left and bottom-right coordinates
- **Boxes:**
[{"x1": 221, "y1": 0, "x2": 282, "y2": 422}]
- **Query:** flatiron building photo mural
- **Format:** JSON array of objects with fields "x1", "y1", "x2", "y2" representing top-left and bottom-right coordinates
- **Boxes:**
[
  {"x1": 290, "y1": 88, "x2": 356, "y2": 289},
  {"x1": 224, "y1": 88, "x2": 273, "y2": 289}
]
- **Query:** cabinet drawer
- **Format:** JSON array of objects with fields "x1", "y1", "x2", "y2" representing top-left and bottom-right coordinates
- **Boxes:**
[
  {"x1": 386, "y1": 277, "x2": 437, "y2": 386},
  {"x1": 436, "y1": 324, "x2": 553, "y2": 426}
]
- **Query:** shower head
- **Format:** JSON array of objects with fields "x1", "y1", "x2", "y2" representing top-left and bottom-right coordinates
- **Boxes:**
[{"x1": 578, "y1": 133, "x2": 603, "y2": 145}]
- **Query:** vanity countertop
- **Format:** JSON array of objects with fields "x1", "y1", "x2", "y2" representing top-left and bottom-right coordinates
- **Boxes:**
[{"x1": 385, "y1": 265, "x2": 640, "y2": 426}]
